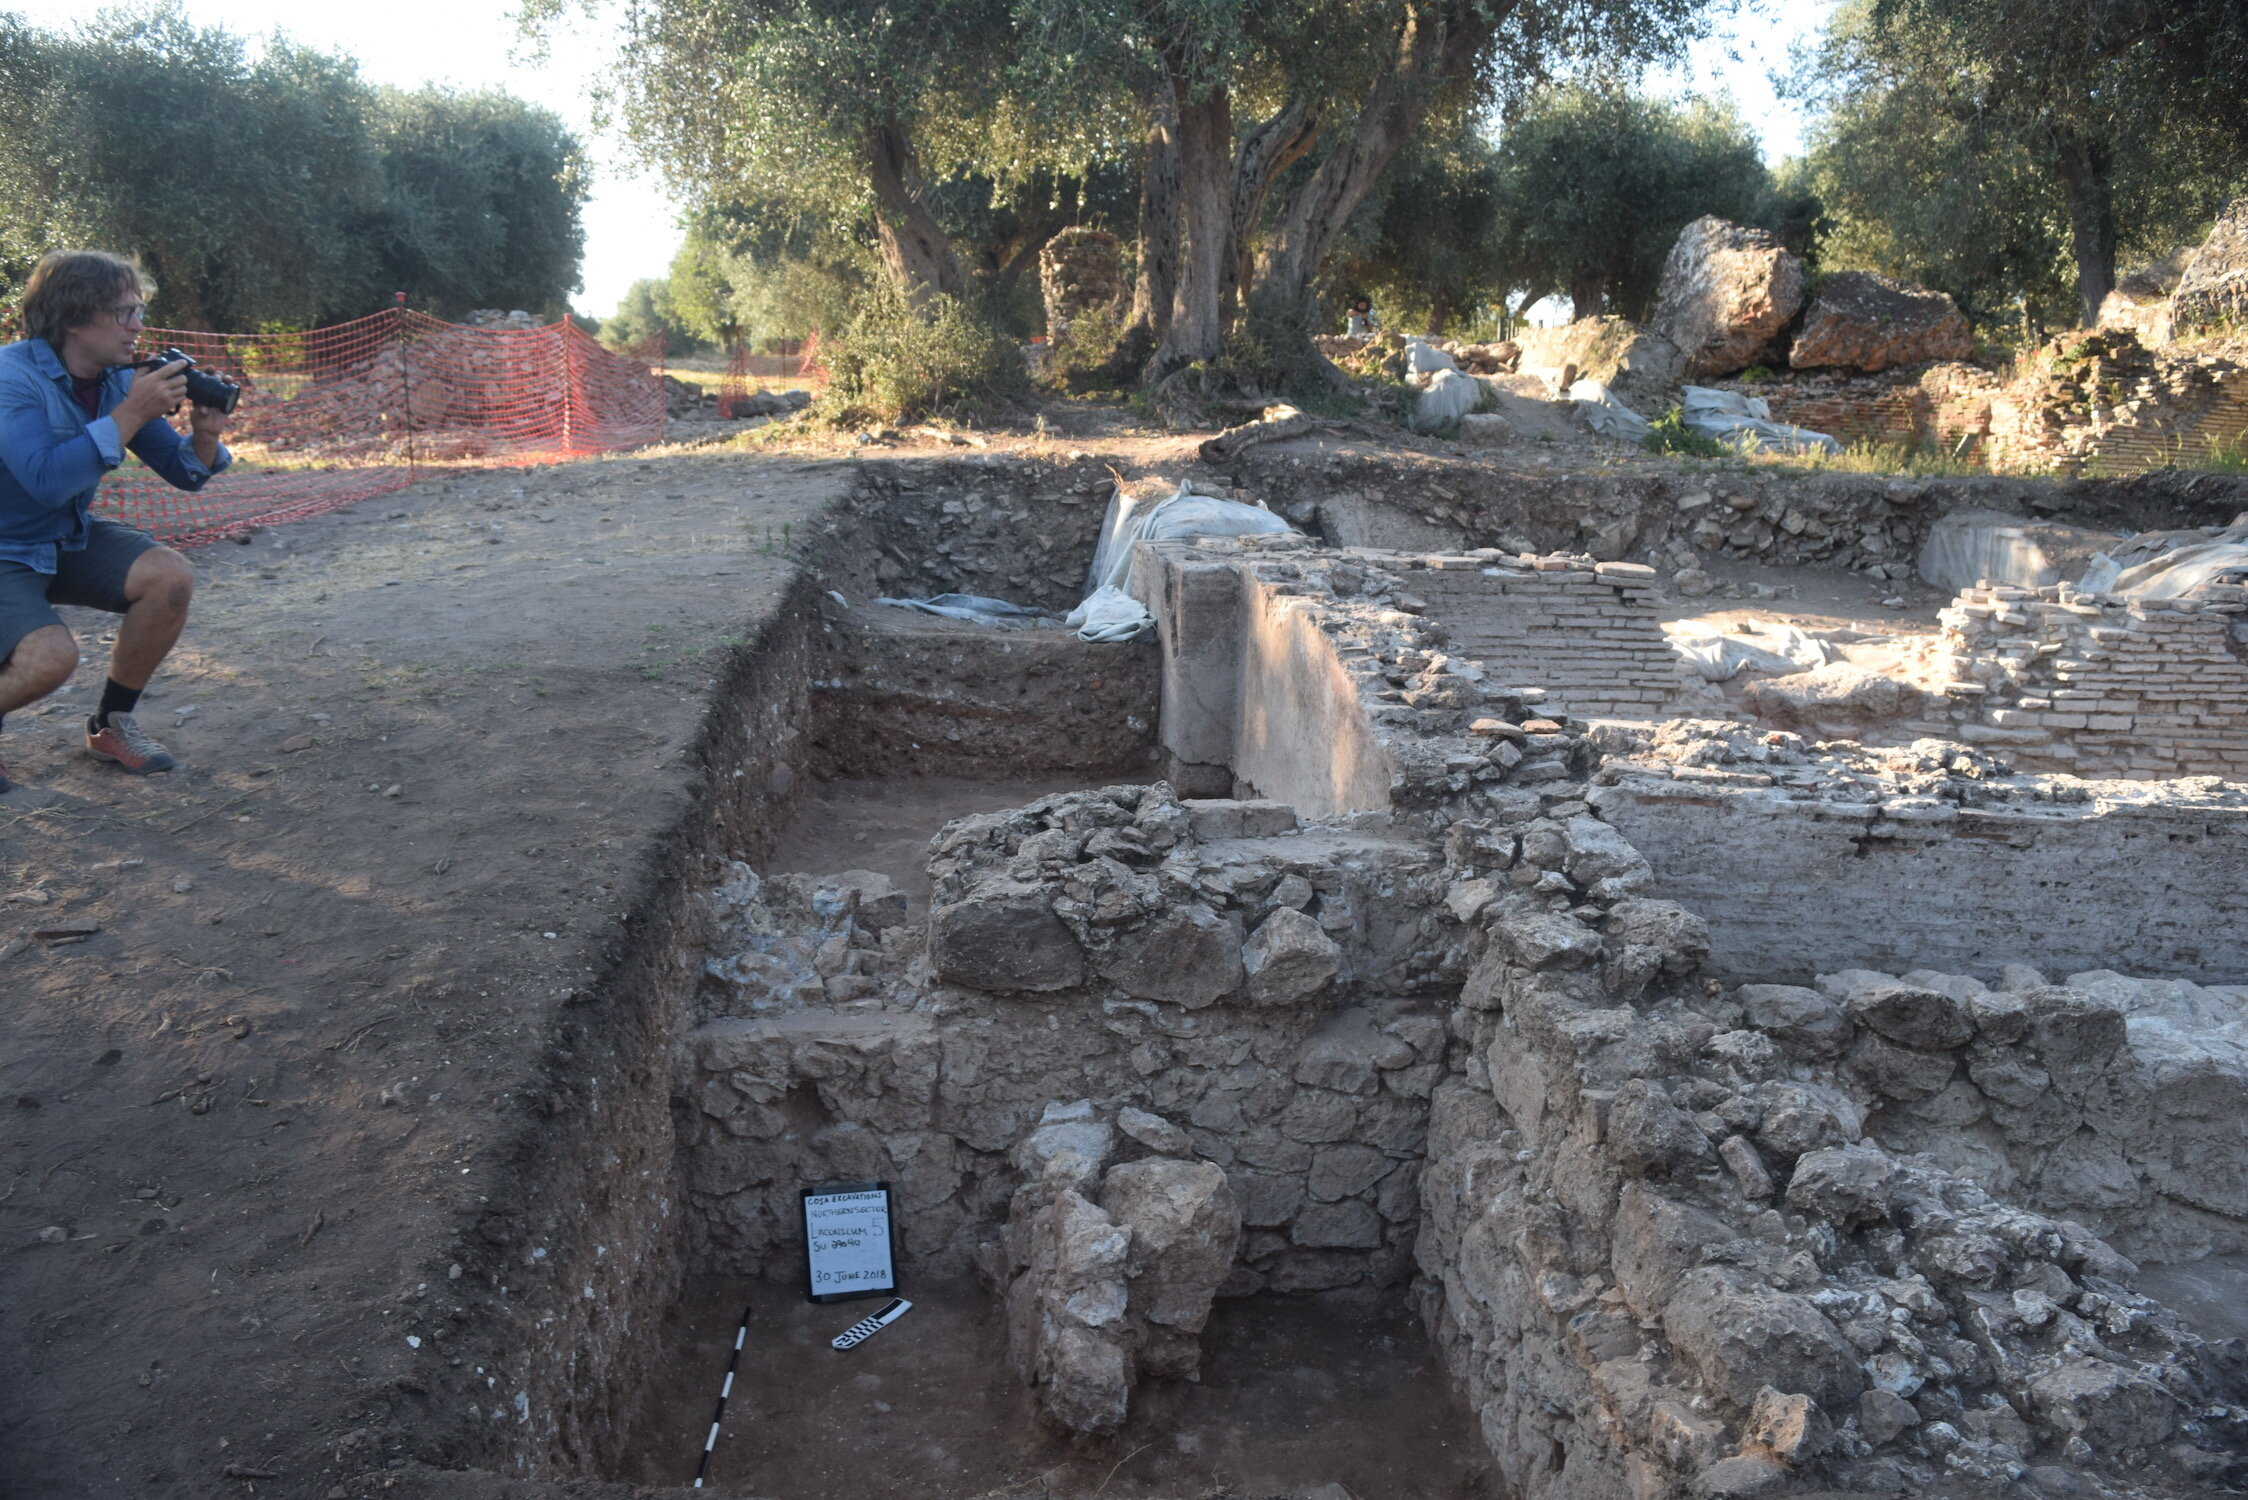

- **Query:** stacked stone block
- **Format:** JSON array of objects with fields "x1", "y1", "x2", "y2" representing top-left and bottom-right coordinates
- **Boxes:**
[
  {"x1": 1933, "y1": 582, "x2": 2248, "y2": 779},
  {"x1": 1396, "y1": 553, "x2": 1679, "y2": 718}
]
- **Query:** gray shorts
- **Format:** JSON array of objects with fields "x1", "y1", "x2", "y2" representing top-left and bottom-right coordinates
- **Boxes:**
[{"x1": 0, "y1": 519, "x2": 162, "y2": 664}]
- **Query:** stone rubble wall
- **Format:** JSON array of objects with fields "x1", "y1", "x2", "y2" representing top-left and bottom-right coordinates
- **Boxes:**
[
  {"x1": 1220, "y1": 443, "x2": 2248, "y2": 581},
  {"x1": 676, "y1": 789, "x2": 1467, "y2": 1299},
  {"x1": 1928, "y1": 582, "x2": 2248, "y2": 779},
  {"x1": 834, "y1": 455, "x2": 1119, "y2": 611},
  {"x1": 1418, "y1": 862, "x2": 2248, "y2": 1499}
]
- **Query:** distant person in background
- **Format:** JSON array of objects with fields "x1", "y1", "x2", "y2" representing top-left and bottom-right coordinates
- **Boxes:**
[
  {"x1": 1345, "y1": 297, "x2": 1380, "y2": 337},
  {"x1": 0, "y1": 250, "x2": 230, "y2": 793}
]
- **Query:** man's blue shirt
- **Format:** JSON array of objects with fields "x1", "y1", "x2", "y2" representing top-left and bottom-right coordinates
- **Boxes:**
[{"x1": 0, "y1": 337, "x2": 231, "y2": 572}]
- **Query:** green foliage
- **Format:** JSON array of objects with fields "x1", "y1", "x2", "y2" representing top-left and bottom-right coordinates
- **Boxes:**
[
  {"x1": 599, "y1": 278, "x2": 715, "y2": 357},
  {"x1": 1794, "y1": 0, "x2": 2248, "y2": 335},
  {"x1": 1643, "y1": 406, "x2": 1728, "y2": 458},
  {"x1": 1043, "y1": 303, "x2": 1126, "y2": 392},
  {"x1": 0, "y1": 6, "x2": 585, "y2": 327},
  {"x1": 368, "y1": 87, "x2": 587, "y2": 319},
  {"x1": 823, "y1": 284, "x2": 1028, "y2": 424},
  {"x1": 1325, "y1": 115, "x2": 1507, "y2": 336},
  {"x1": 1489, "y1": 81, "x2": 1776, "y2": 321}
]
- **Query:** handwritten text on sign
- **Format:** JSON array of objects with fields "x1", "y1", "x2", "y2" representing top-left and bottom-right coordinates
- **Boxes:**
[{"x1": 804, "y1": 1189, "x2": 895, "y2": 1294}]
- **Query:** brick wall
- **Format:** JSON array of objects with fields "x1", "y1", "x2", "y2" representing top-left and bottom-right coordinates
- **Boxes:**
[
  {"x1": 1932, "y1": 582, "x2": 2248, "y2": 778},
  {"x1": 1396, "y1": 553, "x2": 1681, "y2": 718}
]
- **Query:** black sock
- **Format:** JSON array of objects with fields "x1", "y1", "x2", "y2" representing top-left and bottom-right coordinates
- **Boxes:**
[{"x1": 97, "y1": 679, "x2": 141, "y2": 727}]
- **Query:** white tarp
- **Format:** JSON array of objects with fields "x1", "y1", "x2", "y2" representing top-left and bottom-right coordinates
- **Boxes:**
[
  {"x1": 1565, "y1": 379, "x2": 1654, "y2": 443},
  {"x1": 1072, "y1": 481, "x2": 1296, "y2": 641},
  {"x1": 873, "y1": 593, "x2": 1057, "y2": 627},
  {"x1": 1666, "y1": 621, "x2": 1844, "y2": 682},
  {"x1": 1404, "y1": 338, "x2": 1458, "y2": 374},
  {"x1": 2076, "y1": 521, "x2": 2248, "y2": 599},
  {"x1": 1679, "y1": 385, "x2": 1842, "y2": 456},
  {"x1": 1918, "y1": 509, "x2": 2123, "y2": 593},
  {"x1": 1411, "y1": 367, "x2": 1483, "y2": 431}
]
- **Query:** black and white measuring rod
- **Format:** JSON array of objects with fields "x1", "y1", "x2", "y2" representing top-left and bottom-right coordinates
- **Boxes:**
[
  {"x1": 831, "y1": 1296, "x2": 913, "y2": 1350},
  {"x1": 692, "y1": 1305, "x2": 753, "y2": 1489}
]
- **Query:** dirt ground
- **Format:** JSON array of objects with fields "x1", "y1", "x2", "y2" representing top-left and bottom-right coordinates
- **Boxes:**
[
  {"x1": 621, "y1": 1278, "x2": 1496, "y2": 1499},
  {"x1": 0, "y1": 449, "x2": 848, "y2": 1498}
]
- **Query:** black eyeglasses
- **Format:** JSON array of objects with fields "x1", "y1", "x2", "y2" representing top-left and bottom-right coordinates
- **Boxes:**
[{"x1": 106, "y1": 303, "x2": 147, "y2": 327}]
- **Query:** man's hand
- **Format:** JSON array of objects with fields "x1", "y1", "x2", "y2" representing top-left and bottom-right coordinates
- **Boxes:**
[
  {"x1": 111, "y1": 358, "x2": 188, "y2": 434},
  {"x1": 188, "y1": 392, "x2": 228, "y2": 468}
]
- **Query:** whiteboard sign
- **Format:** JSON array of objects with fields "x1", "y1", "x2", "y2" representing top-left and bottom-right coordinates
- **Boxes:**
[{"x1": 801, "y1": 1182, "x2": 897, "y2": 1303}]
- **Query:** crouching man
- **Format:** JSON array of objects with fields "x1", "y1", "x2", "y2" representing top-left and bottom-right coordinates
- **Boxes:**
[{"x1": 0, "y1": 250, "x2": 229, "y2": 792}]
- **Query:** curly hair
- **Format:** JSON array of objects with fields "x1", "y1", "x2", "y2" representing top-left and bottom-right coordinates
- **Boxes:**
[{"x1": 21, "y1": 250, "x2": 149, "y2": 345}]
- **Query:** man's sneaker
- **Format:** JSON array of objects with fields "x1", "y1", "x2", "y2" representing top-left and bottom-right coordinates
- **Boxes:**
[{"x1": 86, "y1": 713, "x2": 177, "y2": 774}]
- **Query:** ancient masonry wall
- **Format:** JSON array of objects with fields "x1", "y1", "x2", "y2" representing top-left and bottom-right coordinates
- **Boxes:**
[
  {"x1": 666, "y1": 535, "x2": 2247, "y2": 1497},
  {"x1": 1593, "y1": 771, "x2": 2248, "y2": 984},
  {"x1": 1930, "y1": 582, "x2": 2248, "y2": 779},
  {"x1": 1398, "y1": 553, "x2": 1678, "y2": 718}
]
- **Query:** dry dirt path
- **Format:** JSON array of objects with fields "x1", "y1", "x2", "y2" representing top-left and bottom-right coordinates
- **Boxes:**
[{"x1": 0, "y1": 451, "x2": 849, "y2": 1498}]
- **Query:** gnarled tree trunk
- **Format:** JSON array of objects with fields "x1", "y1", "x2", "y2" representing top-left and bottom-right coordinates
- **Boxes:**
[
  {"x1": 2052, "y1": 130, "x2": 2117, "y2": 328},
  {"x1": 1224, "y1": 97, "x2": 1322, "y2": 322},
  {"x1": 1148, "y1": 78, "x2": 1232, "y2": 381},
  {"x1": 1123, "y1": 77, "x2": 1181, "y2": 354},
  {"x1": 865, "y1": 118, "x2": 966, "y2": 312},
  {"x1": 1248, "y1": 1, "x2": 1503, "y2": 380}
]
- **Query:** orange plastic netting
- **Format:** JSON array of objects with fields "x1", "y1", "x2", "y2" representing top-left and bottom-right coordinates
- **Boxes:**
[
  {"x1": 83, "y1": 307, "x2": 666, "y2": 548},
  {"x1": 717, "y1": 334, "x2": 825, "y2": 417}
]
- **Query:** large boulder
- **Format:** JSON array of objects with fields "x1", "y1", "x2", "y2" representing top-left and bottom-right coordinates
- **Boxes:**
[
  {"x1": 1099, "y1": 1159, "x2": 1241, "y2": 1378},
  {"x1": 2171, "y1": 196, "x2": 2248, "y2": 339},
  {"x1": 1514, "y1": 315, "x2": 1684, "y2": 406},
  {"x1": 929, "y1": 883, "x2": 1084, "y2": 992},
  {"x1": 1649, "y1": 217, "x2": 1807, "y2": 379},
  {"x1": 1790, "y1": 272, "x2": 1973, "y2": 372}
]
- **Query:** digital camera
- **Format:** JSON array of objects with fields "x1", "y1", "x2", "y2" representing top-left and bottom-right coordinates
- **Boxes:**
[{"x1": 138, "y1": 346, "x2": 241, "y2": 415}]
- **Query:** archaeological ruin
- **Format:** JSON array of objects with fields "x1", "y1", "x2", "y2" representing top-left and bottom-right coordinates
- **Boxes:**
[{"x1": 382, "y1": 430, "x2": 2248, "y2": 1500}]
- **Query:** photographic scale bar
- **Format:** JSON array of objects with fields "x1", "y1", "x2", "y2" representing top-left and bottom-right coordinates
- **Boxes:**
[{"x1": 690, "y1": 1298, "x2": 916, "y2": 1486}]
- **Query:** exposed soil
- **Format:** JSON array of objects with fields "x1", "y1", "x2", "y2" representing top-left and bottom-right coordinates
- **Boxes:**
[
  {"x1": 623, "y1": 1277, "x2": 1496, "y2": 1500},
  {"x1": 0, "y1": 449, "x2": 847, "y2": 1498}
]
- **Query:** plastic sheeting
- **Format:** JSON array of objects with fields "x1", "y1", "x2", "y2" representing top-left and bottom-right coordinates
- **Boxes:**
[
  {"x1": 873, "y1": 593, "x2": 1058, "y2": 627},
  {"x1": 1404, "y1": 339, "x2": 1458, "y2": 374},
  {"x1": 1666, "y1": 621, "x2": 1844, "y2": 681},
  {"x1": 2073, "y1": 520, "x2": 2248, "y2": 599},
  {"x1": 1679, "y1": 385, "x2": 1842, "y2": 456},
  {"x1": 1411, "y1": 367, "x2": 1483, "y2": 432},
  {"x1": 1565, "y1": 379, "x2": 1654, "y2": 443},
  {"x1": 1917, "y1": 509, "x2": 2122, "y2": 592},
  {"x1": 1074, "y1": 481, "x2": 1296, "y2": 641}
]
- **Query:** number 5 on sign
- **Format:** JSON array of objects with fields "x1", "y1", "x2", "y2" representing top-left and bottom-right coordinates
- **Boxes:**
[{"x1": 800, "y1": 1182, "x2": 898, "y2": 1304}]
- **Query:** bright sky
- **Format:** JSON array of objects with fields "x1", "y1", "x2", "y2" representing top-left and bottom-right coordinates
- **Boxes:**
[{"x1": 8, "y1": 0, "x2": 1838, "y2": 322}]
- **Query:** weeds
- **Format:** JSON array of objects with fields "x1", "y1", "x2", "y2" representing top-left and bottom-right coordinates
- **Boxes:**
[
  {"x1": 822, "y1": 285, "x2": 1028, "y2": 425},
  {"x1": 1643, "y1": 407, "x2": 1730, "y2": 459}
]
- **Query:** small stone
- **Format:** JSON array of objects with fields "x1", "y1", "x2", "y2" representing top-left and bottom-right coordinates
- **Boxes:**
[
  {"x1": 172, "y1": 876, "x2": 194, "y2": 893},
  {"x1": 1745, "y1": 1386, "x2": 1830, "y2": 1464},
  {"x1": 1719, "y1": 1135, "x2": 1774, "y2": 1199},
  {"x1": 381, "y1": 784, "x2": 401, "y2": 799},
  {"x1": 1860, "y1": 1387, "x2": 1918, "y2": 1445},
  {"x1": 33, "y1": 918, "x2": 100, "y2": 941},
  {"x1": 36, "y1": 1225, "x2": 65, "y2": 1243},
  {"x1": 1116, "y1": 1107, "x2": 1192, "y2": 1157}
]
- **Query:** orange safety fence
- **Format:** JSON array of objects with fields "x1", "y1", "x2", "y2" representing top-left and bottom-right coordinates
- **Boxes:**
[
  {"x1": 80, "y1": 306, "x2": 666, "y2": 548},
  {"x1": 717, "y1": 334, "x2": 825, "y2": 418}
]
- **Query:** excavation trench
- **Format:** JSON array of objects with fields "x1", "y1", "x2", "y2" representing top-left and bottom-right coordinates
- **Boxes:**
[
  {"x1": 476, "y1": 470, "x2": 1492, "y2": 1496},
  {"x1": 464, "y1": 459, "x2": 2248, "y2": 1500}
]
